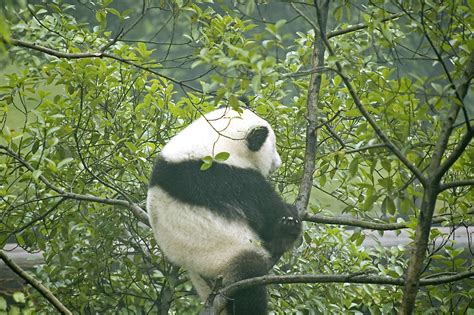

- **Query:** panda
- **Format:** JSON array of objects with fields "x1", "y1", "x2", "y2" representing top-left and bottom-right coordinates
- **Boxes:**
[{"x1": 147, "y1": 106, "x2": 302, "y2": 314}]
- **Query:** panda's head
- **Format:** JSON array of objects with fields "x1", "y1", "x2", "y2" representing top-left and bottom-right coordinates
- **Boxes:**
[{"x1": 161, "y1": 107, "x2": 282, "y2": 177}]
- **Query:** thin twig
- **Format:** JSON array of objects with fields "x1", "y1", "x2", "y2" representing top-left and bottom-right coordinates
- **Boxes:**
[{"x1": 327, "y1": 12, "x2": 405, "y2": 38}]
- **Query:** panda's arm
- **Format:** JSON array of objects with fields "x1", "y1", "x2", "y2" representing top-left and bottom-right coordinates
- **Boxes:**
[
  {"x1": 244, "y1": 179, "x2": 302, "y2": 259},
  {"x1": 264, "y1": 201, "x2": 302, "y2": 260}
]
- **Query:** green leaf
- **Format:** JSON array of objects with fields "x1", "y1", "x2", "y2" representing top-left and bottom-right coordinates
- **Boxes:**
[
  {"x1": 381, "y1": 159, "x2": 391, "y2": 172},
  {"x1": 348, "y1": 158, "x2": 359, "y2": 177},
  {"x1": 13, "y1": 292, "x2": 25, "y2": 304},
  {"x1": 32, "y1": 169, "x2": 42, "y2": 180},
  {"x1": 57, "y1": 158, "x2": 74, "y2": 169},
  {"x1": 202, "y1": 156, "x2": 213, "y2": 163},
  {"x1": 201, "y1": 156, "x2": 213, "y2": 170},
  {"x1": 215, "y1": 152, "x2": 230, "y2": 161},
  {"x1": 387, "y1": 196, "x2": 396, "y2": 215},
  {"x1": 243, "y1": 0, "x2": 256, "y2": 15},
  {"x1": 274, "y1": 19, "x2": 286, "y2": 31},
  {"x1": 251, "y1": 74, "x2": 261, "y2": 93},
  {"x1": 2, "y1": 125, "x2": 11, "y2": 142},
  {"x1": 229, "y1": 95, "x2": 239, "y2": 110},
  {"x1": 106, "y1": 8, "x2": 121, "y2": 17},
  {"x1": 95, "y1": 10, "x2": 107, "y2": 29},
  {"x1": 0, "y1": 296, "x2": 6, "y2": 311},
  {"x1": 125, "y1": 141, "x2": 137, "y2": 152},
  {"x1": 200, "y1": 160, "x2": 213, "y2": 171}
]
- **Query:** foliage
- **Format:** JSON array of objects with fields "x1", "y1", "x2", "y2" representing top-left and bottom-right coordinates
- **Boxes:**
[{"x1": 0, "y1": 0, "x2": 472, "y2": 314}]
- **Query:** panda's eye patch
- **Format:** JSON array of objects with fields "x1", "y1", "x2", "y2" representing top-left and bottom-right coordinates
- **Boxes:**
[{"x1": 246, "y1": 126, "x2": 269, "y2": 152}]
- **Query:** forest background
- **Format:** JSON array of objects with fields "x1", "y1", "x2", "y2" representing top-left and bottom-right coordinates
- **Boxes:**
[{"x1": 0, "y1": 0, "x2": 473, "y2": 314}]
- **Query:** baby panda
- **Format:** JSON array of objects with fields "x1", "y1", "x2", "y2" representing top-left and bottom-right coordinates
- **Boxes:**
[{"x1": 147, "y1": 107, "x2": 302, "y2": 314}]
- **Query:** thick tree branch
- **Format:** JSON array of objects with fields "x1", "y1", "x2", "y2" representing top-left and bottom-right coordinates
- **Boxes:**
[
  {"x1": 294, "y1": 0, "x2": 329, "y2": 214},
  {"x1": 0, "y1": 37, "x2": 203, "y2": 93},
  {"x1": 0, "y1": 250, "x2": 73, "y2": 315},
  {"x1": 0, "y1": 145, "x2": 150, "y2": 227}
]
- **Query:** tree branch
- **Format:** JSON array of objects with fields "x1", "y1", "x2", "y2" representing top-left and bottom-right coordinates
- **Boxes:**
[
  {"x1": 440, "y1": 179, "x2": 474, "y2": 192},
  {"x1": 436, "y1": 128, "x2": 474, "y2": 182},
  {"x1": 205, "y1": 269, "x2": 474, "y2": 312},
  {"x1": 302, "y1": 208, "x2": 473, "y2": 231},
  {"x1": 302, "y1": 212, "x2": 406, "y2": 230},
  {"x1": 0, "y1": 250, "x2": 73, "y2": 315},
  {"x1": 327, "y1": 12, "x2": 405, "y2": 39}
]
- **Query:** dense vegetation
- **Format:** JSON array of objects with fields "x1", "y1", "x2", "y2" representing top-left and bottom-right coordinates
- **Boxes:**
[{"x1": 0, "y1": 0, "x2": 472, "y2": 314}]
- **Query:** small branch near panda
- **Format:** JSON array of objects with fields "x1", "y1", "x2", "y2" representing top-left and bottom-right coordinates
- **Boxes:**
[
  {"x1": 0, "y1": 250, "x2": 73, "y2": 315},
  {"x1": 302, "y1": 212, "x2": 407, "y2": 230}
]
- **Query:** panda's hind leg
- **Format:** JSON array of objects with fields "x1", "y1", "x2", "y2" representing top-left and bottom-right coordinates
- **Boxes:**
[{"x1": 223, "y1": 250, "x2": 270, "y2": 315}]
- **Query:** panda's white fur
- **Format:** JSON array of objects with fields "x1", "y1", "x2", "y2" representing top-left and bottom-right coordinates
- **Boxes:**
[
  {"x1": 160, "y1": 107, "x2": 282, "y2": 177},
  {"x1": 147, "y1": 107, "x2": 301, "y2": 314}
]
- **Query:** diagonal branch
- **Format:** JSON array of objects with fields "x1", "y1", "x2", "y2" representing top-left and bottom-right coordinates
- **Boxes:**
[
  {"x1": 436, "y1": 128, "x2": 474, "y2": 180},
  {"x1": 429, "y1": 49, "x2": 474, "y2": 182},
  {"x1": 313, "y1": 6, "x2": 427, "y2": 187},
  {"x1": 0, "y1": 250, "x2": 73, "y2": 315}
]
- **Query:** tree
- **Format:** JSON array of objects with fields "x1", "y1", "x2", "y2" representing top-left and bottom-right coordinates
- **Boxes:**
[{"x1": 0, "y1": 0, "x2": 472, "y2": 314}]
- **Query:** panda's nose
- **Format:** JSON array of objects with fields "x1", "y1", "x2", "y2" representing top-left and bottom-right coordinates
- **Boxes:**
[{"x1": 270, "y1": 153, "x2": 282, "y2": 173}]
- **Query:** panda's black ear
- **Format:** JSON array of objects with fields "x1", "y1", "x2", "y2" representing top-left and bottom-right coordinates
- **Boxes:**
[{"x1": 247, "y1": 126, "x2": 269, "y2": 152}]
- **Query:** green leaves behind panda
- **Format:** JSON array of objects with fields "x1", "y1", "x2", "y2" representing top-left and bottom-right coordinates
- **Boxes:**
[{"x1": 200, "y1": 152, "x2": 230, "y2": 170}]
